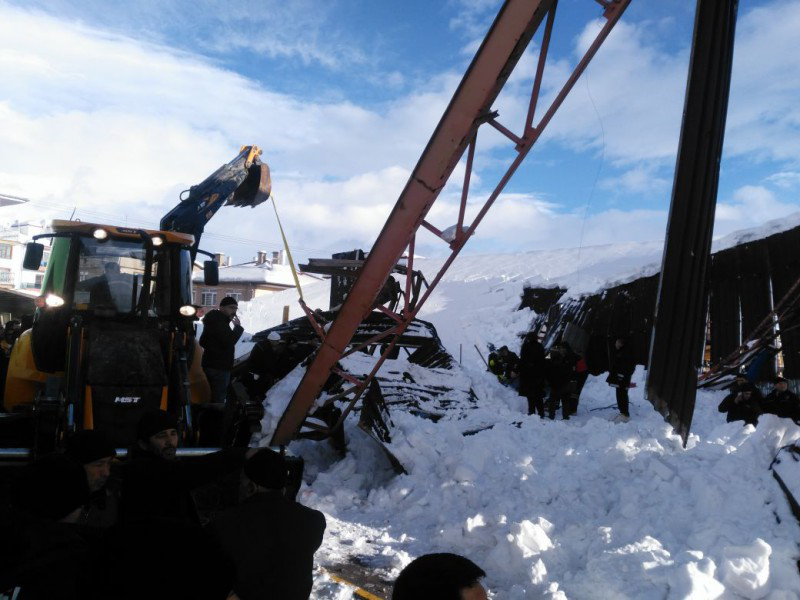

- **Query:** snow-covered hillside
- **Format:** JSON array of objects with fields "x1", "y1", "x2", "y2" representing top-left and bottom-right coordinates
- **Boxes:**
[{"x1": 236, "y1": 221, "x2": 800, "y2": 599}]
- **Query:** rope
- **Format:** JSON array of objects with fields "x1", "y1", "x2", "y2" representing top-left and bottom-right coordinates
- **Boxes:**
[
  {"x1": 269, "y1": 194, "x2": 304, "y2": 300},
  {"x1": 575, "y1": 73, "x2": 606, "y2": 294}
]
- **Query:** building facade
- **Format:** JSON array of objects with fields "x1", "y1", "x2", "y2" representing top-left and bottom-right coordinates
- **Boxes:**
[{"x1": 192, "y1": 250, "x2": 321, "y2": 310}]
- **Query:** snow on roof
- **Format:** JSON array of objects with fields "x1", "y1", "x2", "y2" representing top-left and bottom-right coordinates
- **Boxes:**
[{"x1": 192, "y1": 262, "x2": 321, "y2": 287}]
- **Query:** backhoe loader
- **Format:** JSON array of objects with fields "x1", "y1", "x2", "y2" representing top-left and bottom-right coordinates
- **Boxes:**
[{"x1": 0, "y1": 146, "x2": 270, "y2": 457}]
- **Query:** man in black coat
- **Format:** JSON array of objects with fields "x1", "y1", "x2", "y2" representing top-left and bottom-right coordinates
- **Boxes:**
[
  {"x1": 200, "y1": 296, "x2": 245, "y2": 405},
  {"x1": 761, "y1": 377, "x2": 800, "y2": 422},
  {"x1": 718, "y1": 383, "x2": 761, "y2": 426},
  {"x1": 607, "y1": 337, "x2": 635, "y2": 423},
  {"x1": 518, "y1": 332, "x2": 547, "y2": 417},
  {"x1": 545, "y1": 342, "x2": 580, "y2": 420},
  {"x1": 1, "y1": 454, "x2": 92, "y2": 599},
  {"x1": 119, "y1": 410, "x2": 249, "y2": 524},
  {"x1": 208, "y1": 448, "x2": 326, "y2": 600},
  {"x1": 64, "y1": 430, "x2": 119, "y2": 529}
]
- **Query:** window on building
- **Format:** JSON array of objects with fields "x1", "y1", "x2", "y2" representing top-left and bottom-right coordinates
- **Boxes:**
[
  {"x1": 35, "y1": 274, "x2": 43, "y2": 288},
  {"x1": 0, "y1": 244, "x2": 12, "y2": 260},
  {"x1": 226, "y1": 291, "x2": 242, "y2": 302},
  {"x1": 0, "y1": 269, "x2": 11, "y2": 283},
  {"x1": 201, "y1": 291, "x2": 217, "y2": 306}
]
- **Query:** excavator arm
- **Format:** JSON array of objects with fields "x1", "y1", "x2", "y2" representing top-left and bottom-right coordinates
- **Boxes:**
[{"x1": 159, "y1": 145, "x2": 271, "y2": 260}]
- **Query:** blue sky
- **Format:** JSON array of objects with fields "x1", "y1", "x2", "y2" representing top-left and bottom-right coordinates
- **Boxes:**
[{"x1": 0, "y1": 0, "x2": 798, "y2": 265}]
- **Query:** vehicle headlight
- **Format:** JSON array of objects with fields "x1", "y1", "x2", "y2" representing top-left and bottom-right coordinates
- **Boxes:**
[
  {"x1": 179, "y1": 305, "x2": 196, "y2": 317},
  {"x1": 45, "y1": 294, "x2": 65, "y2": 307},
  {"x1": 93, "y1": 228, "x2": 108, "y2": 240}
]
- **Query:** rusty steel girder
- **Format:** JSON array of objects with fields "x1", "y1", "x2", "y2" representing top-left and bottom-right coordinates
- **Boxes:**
[{"x1": 271, "y1": 0, "x2": 632, "y2": 445}]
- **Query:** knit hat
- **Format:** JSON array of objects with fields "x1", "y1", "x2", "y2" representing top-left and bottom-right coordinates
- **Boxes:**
[
  {"x1": 243, "y1": 448, "x2": 288, "y2": 490},
  {"x1": 13, "y1": 454, "x2": 90, "y2": 520},
  {"x1": 64, "y1": 430, "x2": 116, "y2": 465},
  {"x1": 136, "y1": 410, "x2": 178, "y2": 442},
  {"x1": 220, "y1": 296, "x2": 238, "y2": 307}
]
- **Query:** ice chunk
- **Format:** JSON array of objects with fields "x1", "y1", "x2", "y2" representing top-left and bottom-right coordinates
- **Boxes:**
[{"x1": 721, "y1": 538, "x2": 772, "y2": 598}]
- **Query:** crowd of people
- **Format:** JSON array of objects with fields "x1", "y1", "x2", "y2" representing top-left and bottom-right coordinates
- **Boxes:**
[
  {"x1": 1, "y1": 405, "x2": 490, "y2": 600},
  {"x1": 487, "y1": 334, "x2": 632, "y2": 422},
  {"x1": 718, "y1": 373, "x2": 800, "y2": 426},
  {"x1": 0, "y1": 409, "x2": 327, "y2": 599},
  {"x1": 488, "y1": 333, "x2": 800, "y2": 429},
  {"x1": 0, "y1": 318, "x2": 27, "y2": 411}
]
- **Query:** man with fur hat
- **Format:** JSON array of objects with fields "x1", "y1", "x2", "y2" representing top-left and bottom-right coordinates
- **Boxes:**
[
  {"x1": 208, "y1": 448, "x2": 326, "y2": 600},
  {"x1": 119, "y1": 410, "x2": 249, "y2": 524},
  {"x1": 65, "y1": 429, "x2": 119, "y2": 528}
]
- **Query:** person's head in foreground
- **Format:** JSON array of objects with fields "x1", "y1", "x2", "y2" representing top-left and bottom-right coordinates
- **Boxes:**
[
  {"x1": 392, "y1": 553, "x2": 488, "y2": 600},
  {"x1": 65, "y1": 429, "x2": 117, "y2": 492},
  {"x1": 239, "y1": 447, "x2": 288, "y2": 500},
  {"x1": 136, "y1": 410, "x2": 179, "y2": 460}
]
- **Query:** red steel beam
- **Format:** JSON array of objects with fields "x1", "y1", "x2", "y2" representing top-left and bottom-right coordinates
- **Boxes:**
[{"x1": 271, "y1": 0, "x2": 630, "y2": 445}]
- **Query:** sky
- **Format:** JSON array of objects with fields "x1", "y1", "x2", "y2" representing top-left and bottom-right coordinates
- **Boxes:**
[{"x1": 0, "y1": 0, "x2": 798, "y2": 265}]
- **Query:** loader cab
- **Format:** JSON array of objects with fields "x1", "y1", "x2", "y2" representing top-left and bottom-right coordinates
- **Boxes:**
[
  {"x1": 2, "y1": 221, "x2": 216, "y2": 449},
  {"x1": 25, "y1": 221, "x2": 198, "y2": 374}
]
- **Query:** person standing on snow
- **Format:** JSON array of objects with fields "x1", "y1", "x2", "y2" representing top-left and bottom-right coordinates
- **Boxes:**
[
  {"x1": 200, "y1": 296, "x2": 245, "y2": 405},
  {"x1": 607, "y1": 337, "x2": 635, "y2": 423},
  {"x1": 518, "y1": 332, "x2": 547, "y2": 417},
  {"x1": 545, "y1": 342, "x2": 580, "y2": 420}
]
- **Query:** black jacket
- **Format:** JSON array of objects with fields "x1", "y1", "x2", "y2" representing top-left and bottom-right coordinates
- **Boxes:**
[
  {"x1": 546, "y1": 348, "x2": 579, "y2": 391},
  {"x1": 0, "y1": 509, "x2": 93, "y2": 599},
  {"x1": 118, "y1": 447, "x2": 248, "y2": 524},
  {"x1": 607, "y1": 345, "x2": 635, "y2": 387},
  {"x1": 200, "y1": 309, "x2": 244, "y2": 370},
  {"x1": 208, "y1": 491, "x2": 326, "y2": 600},
  {"x1": 718, "y1": 392, "x2": 761, "y2": 425},
  {"x1": 518, "y1": 335, "x2": 546, "y2": 394},
  {"x1": 761, "y1": 389, "x2": 800, "y2": 421}
]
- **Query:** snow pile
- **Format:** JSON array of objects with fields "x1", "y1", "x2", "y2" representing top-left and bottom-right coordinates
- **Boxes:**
[
  {"x1": 298, "y1": 374, "x2": 800, "y2": 599},
  {"x1": 231, "y1": 223, "x2": 800, "y2": 598}
]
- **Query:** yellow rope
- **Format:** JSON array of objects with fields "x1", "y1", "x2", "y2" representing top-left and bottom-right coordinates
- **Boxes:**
[
  {"x1": 322, "y1": 568, "x2": 384, "y2": 600},
  {"x1": 270, "y1": 194, "x2": 303, "y2": 300}
]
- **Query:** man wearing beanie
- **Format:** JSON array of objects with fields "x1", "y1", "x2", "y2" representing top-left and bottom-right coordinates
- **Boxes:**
[
  {"x1": 64, "y1": 429, "x2": 119, "y2": 528},
  {"x1": 200, "y1": 296, "x2": 244, "y2": 406},
  {"x1": 208, "y1": 448, "x2": 326, "y2": 600},
  {"x1": 119, "y1": 409, "x2": 249, "y2": 524},
  {"x1": 762, "y1": 376, "x2": 800, "y2": 422},
  {"x1": 1, "y1": 454, "x2": 92, "y2": 598}
]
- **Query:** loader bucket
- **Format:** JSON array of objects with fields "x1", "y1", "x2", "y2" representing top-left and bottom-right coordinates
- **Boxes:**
[{"x1": 230, "y1": 162, "x2": 271, "y2": 208}]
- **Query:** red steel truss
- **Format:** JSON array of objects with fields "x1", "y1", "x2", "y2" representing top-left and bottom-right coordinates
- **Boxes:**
[{"x1": 271, "y1": 0, "x2": 632, "y2": 445}]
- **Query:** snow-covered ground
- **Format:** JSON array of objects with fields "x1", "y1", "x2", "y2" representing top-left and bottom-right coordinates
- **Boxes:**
[{"x1": 237, "y1": 221, "x2": 800, "y2": 599}]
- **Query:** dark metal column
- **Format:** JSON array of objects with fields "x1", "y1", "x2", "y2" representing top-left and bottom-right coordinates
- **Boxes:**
[{"x1": 646, "y1": 0, "x2": 739, "y2": 444}]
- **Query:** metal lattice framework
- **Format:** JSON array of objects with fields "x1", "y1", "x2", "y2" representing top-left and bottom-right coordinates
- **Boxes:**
[{"x1": 271, "y1": 0, "x2": 632, "y2": 445}]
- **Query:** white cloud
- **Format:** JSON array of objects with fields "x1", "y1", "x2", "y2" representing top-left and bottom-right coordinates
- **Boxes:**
[
  {"x1": 13, "y1": 0, "x2": 366, "y2": 71},
  {"x1": 766, "y1": 171, "x2": 800, "y2": 190},
  {"x1": 600, "y1": 164, "x2": 672, "y2": 197},
  {"x1": 1, "y1": 1, "x2": 797, "y2": 268},
  {"x1": 714, "y1": 185, "x2": 800, "y2": 237}
]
